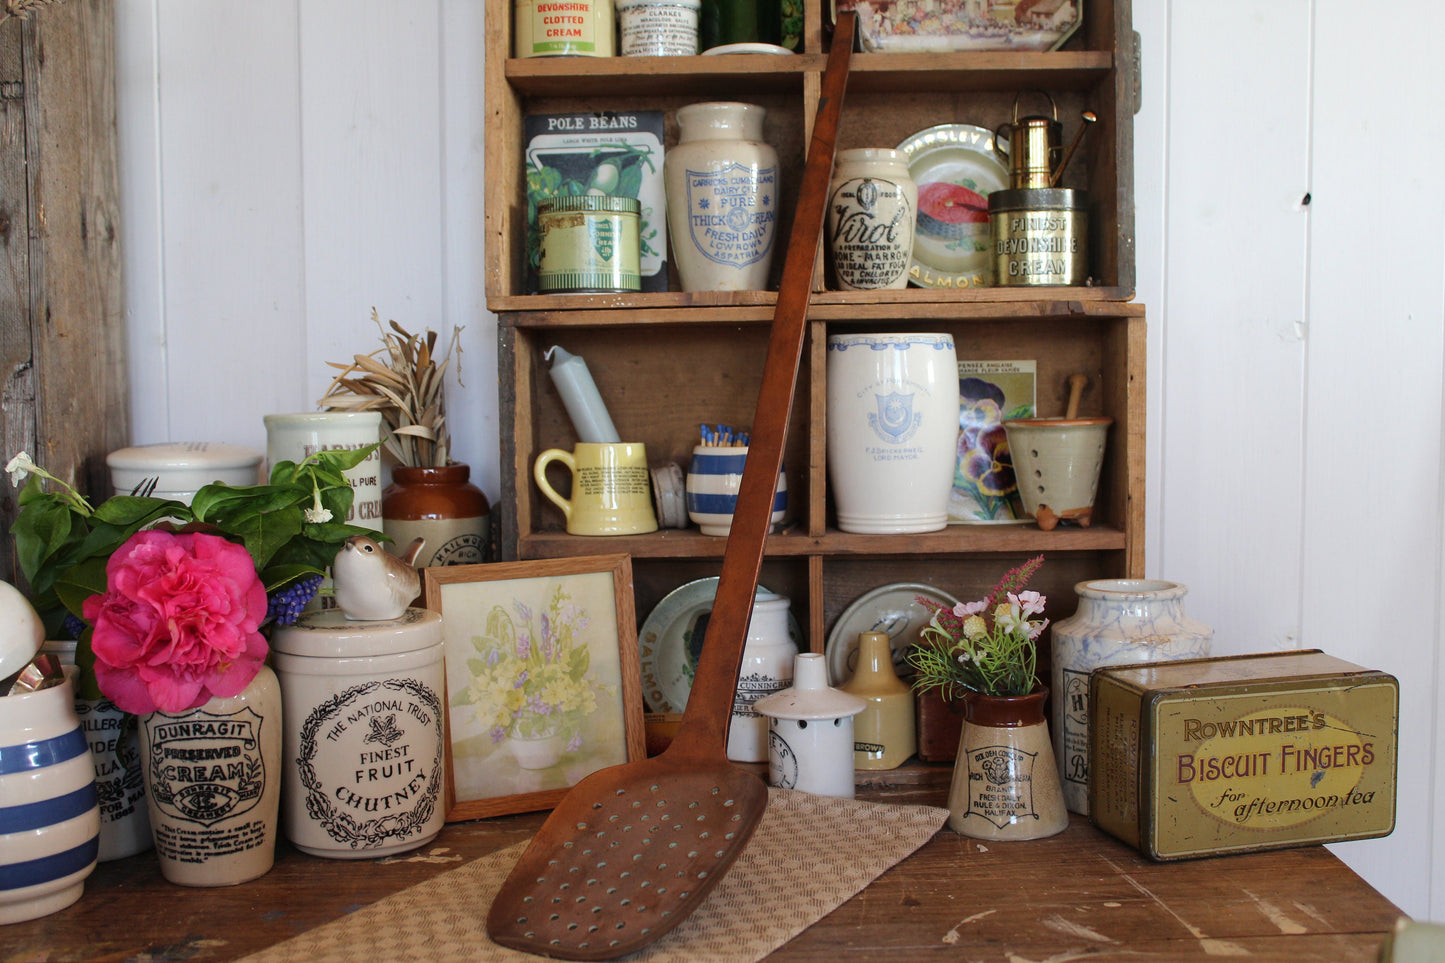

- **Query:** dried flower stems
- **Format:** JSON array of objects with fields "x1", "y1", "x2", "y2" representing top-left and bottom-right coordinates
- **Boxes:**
[
  {"x1": 1, "y1": 0, "x2": 66, "y2": 25},
  {"x1": 318, "y1": 309, "x2": 463, "y2": 469}
]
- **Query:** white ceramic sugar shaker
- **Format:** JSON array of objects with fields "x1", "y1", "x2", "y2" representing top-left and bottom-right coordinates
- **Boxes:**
[{"x1": 753, "y1": 652, "x2": 866, "y2": 799}]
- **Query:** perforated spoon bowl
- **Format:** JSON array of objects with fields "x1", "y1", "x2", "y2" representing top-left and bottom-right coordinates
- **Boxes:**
[{"x1": 485, "y1": 17, "x2": 857, "y2": 960}]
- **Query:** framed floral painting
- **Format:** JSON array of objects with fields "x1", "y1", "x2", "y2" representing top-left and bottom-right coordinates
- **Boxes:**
[{"x1": 423, "y1": 554, "x2": 645, "y2": 820}]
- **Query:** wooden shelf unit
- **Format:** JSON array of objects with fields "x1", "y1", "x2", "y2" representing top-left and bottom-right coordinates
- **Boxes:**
[{"x1": 486, "y1": 0, "x2": 1144, "y2": 677}]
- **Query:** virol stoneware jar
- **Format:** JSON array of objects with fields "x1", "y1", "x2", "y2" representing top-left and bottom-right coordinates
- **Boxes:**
[
  {"x1": 826, "y1": 148, "x2": 916, "y2": 290},
  {"x1": 272, "y1": 608, "x2": 446, "y2": 858}
]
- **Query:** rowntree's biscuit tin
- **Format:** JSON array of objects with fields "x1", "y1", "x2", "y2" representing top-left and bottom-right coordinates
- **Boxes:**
[{"x1": 1089, "y1": 650, "x2": 1397, "y2": 861}]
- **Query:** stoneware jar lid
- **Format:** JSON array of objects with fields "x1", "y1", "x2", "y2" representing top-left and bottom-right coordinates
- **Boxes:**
[
  {"x1": 272, "y1": 607, "x2": 442, "y2": 659},
  {"x1": 0, "y1": 579, "x2": 45, "y2": 679},
  {"x1": 754, "y1": 652, "x2": 866, "y2": 721},
  {"x1": 107, "y1": 441, "x2": 262, "y2": 496}
]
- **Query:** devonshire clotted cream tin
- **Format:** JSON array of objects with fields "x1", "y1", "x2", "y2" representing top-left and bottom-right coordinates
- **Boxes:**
[
  {"x1": 272, "y1": 607, "x2": 446, "y2": 859},
  {"x1": 1089, "y1": 650, "x2": 1397, "y2": 861}
]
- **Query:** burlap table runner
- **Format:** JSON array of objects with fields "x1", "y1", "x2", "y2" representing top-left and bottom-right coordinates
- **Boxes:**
[{"x1": 239, "y1": 788, "x2": 947, "y2": 963}]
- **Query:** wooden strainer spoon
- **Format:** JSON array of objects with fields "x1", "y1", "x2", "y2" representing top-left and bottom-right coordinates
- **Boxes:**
[{"x1": 485, "y1": 16, "x2": 857, "y2": 960}]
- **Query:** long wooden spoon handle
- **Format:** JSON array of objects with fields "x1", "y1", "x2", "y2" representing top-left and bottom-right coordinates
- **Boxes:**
[{"x1": 674, "y1": 13, "x2": 856, "y2": 755}]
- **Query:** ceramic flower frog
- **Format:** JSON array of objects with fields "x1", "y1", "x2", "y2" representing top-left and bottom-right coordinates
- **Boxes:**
[{"x1": 332, "y1": 535, "x2": 424, "y2": 621}]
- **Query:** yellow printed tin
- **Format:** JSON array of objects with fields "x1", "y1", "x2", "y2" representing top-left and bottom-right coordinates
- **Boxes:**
[
  {"x1": 1089, "y1": 650, "x2": 1397, "y2": 860},
  {"x1": 537, "y1": 196, "x2": 641, "y2": 294}
]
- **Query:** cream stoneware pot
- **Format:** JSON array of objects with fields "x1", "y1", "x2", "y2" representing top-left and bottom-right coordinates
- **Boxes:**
[
  {"x1": 0, "y1": 666, "x2": 100, "y2": 923},
  {"x1": 264, "y1": 411, "x2": 384, "y2": 531},
  {"x1": 138, "y1": 666, "x2": 282, "y2": 887},
  {"x1": 726, "y1": 591, "x2": 798, "y2": 764},
  {"x1": 826, "y1": 332, "x2": 959, "y2": 533}
]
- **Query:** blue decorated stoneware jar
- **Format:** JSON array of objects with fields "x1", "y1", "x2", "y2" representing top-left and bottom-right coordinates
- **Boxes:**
[{"x1": 1050, "y1": 579, "x2": 1214, "y2": 815}]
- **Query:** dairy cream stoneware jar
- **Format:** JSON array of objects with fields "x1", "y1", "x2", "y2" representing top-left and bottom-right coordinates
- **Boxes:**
[
  {"x1": 1049, "y1": 579, "x2": 1214, "y2": 814},
  {"x1": 826, "y1": 332, "x2": 959, "y2": 533},
  {"x1": 272, "y1": 607, "x2": 447, "y2": 858},
  {"x1": 664, "y1": 102, "x2": 779, "y2": 291},
  {"x1": 826, "y1": 148, "x2": 916, "y2": 290}
]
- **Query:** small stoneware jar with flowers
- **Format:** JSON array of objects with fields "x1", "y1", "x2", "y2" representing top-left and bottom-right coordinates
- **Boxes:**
[{"x1": 907, "y1": 555, "x2": 1069, "y2": 841}]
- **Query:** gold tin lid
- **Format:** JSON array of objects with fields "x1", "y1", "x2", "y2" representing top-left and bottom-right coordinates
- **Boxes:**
[{"x1": 539, "y1": 195, "x2": 641, "y2": 217}]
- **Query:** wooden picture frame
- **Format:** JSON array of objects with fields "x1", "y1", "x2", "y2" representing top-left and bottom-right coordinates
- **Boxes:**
[{"x1": 423, "y1": 554, "x2": 644, "y2": 821}]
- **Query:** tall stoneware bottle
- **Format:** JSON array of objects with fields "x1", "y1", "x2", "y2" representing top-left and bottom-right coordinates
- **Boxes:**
[
  {"x1": 841, "y1": 631, "x2": 917, "y2": 770},
  {"x1": 1049, "y1": 579, "x2": 1214, "y2": 814},
  {"x1": 664, "y1": 102, "x2": 779, "y2": 291},
  {"x1": 382, "y1": 464, "x2": 492, "y2": 567}
]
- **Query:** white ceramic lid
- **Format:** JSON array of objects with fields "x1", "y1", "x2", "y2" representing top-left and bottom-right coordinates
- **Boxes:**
[
  {"x1": 701, "y1": 42, "x2": 794, "y2": 55},
  {"x1": 753, "y1": 653, "x2": 866, "y2": 721},
  {"x1": 0, "y1": 580, "x2": 46, "y2": 680},
  {"x1": 108, "y1": 441, "x2": 262, "y2": 496},
  {"x1": 271, "y1": 606, "x2": 442, "y2": 658}
]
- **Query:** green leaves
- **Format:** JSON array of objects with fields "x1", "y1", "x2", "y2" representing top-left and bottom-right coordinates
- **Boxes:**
[{"x1": 7, "y1": 443, "x2": 382, "y2": 633}]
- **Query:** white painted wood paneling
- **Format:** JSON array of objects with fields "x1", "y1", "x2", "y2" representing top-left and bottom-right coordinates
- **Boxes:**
[
  {"x1": 112, "y1": 0, "x2": 1443, "y2": 920},
  {"x1": 1150, "y1": 1, "x2": 1313, "y2": 655},
  {"x1": 1306, "y1": 1, "x2": 1445, "y2": 917},
  {"x1": 149, "y1": 0, "x2": 307, "y2": 452}
]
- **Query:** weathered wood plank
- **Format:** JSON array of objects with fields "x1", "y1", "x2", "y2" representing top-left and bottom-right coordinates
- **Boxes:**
[{"x1": 0, "y1": 0, "x2": 125, "y2": 587}]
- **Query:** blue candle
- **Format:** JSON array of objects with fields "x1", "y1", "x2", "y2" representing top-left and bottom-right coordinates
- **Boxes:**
[{"x1": 545, "y1": 346, "x2": 621, "y2": 444}]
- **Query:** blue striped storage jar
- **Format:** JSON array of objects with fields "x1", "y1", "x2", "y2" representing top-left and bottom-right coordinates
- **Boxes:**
[
  {"x1": 0, "y1": 666, "x2": 100, "y2": 924},
  {"x1": 685, "y1": 445, "x2": 787, "y2": 536}
]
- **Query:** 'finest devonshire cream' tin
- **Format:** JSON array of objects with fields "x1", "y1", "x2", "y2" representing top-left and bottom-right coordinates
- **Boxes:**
[
  {"x1": 272, "y1": 608, "x2": 446, "y2": 858},
  {"x1": 1089, "y1": 650, "x2": 1398, "y2": 861},
  {"x1": 537, "y1": 195, "x2": 642, "y2": 294}
]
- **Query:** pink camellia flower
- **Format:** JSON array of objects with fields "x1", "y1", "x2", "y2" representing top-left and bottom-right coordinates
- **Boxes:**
[{"x1": 82, "y1": 529, "x2": 269, "y2": 715}]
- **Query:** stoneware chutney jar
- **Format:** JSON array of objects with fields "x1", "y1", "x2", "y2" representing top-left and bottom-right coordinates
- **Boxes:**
[
  {"x1": 1049, "y1": 579, "x2": 1214, "y2": 815},
  {"x1": 272, "y1": 607, "x2": 446, "y2": 858},
  {"x1": 754, "y1": 653, "x2": 866, "y2": 799},
  {"x1": 826, "y1": 332, "x2": 959, "y2": 533},
  {"x1": 382, "y1": 463, "x2": 492, "y2": 567},
  {"x1": 684, "y1": 444, "x2": 787, "y2": 536},
  {"x1": 664, "y1": 102, "x2": 779, "y2": 291},
  {"x1": 137, "y1": 665, "x2": 282, "y2": 887},
  {"x1": 726, "y1": 591, "x2": 799, "y2": 764},
  {"x1": 0, "y1": 665, "x2": 100, "y2": 923},
  {"x1": 1003, "y1": 416, "x2": 1111, "y2": 530},
  {"x1": 947, "y1": 687, "x2": 1068, "y2": 841}
]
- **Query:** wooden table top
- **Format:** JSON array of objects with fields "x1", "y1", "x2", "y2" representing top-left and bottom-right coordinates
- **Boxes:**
[{"x1": 9, "y1": 785, "x2": 1402, "y2": 962}]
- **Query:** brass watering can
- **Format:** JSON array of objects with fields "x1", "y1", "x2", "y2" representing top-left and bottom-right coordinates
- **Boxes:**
[{"x1": 994, "y1": 91, "x2": 1097, "y2": 190}]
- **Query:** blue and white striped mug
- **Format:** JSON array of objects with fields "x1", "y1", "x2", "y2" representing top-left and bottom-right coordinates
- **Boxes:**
[
  {"x1": 685, "y1": 445, "x2": 787, "y2": 536},
  {"x1": 0, "y1": 665, "x2": 100, "y2": 924}
]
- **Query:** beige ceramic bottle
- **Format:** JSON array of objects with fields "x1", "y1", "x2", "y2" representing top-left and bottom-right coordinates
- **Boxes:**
[{"x1": 841, "y1": 631, "x2": 917, "y2": 770}]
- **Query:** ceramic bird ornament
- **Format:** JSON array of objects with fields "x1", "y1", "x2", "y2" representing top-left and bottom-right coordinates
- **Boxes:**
[{"x1": 332, "y1": 535, "x2": 425, "y2": 621}]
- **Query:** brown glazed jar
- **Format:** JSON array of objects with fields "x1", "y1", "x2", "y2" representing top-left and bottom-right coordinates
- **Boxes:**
[{"x1": 382, "y1": 464, "x2": 491, "y2": 567}]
